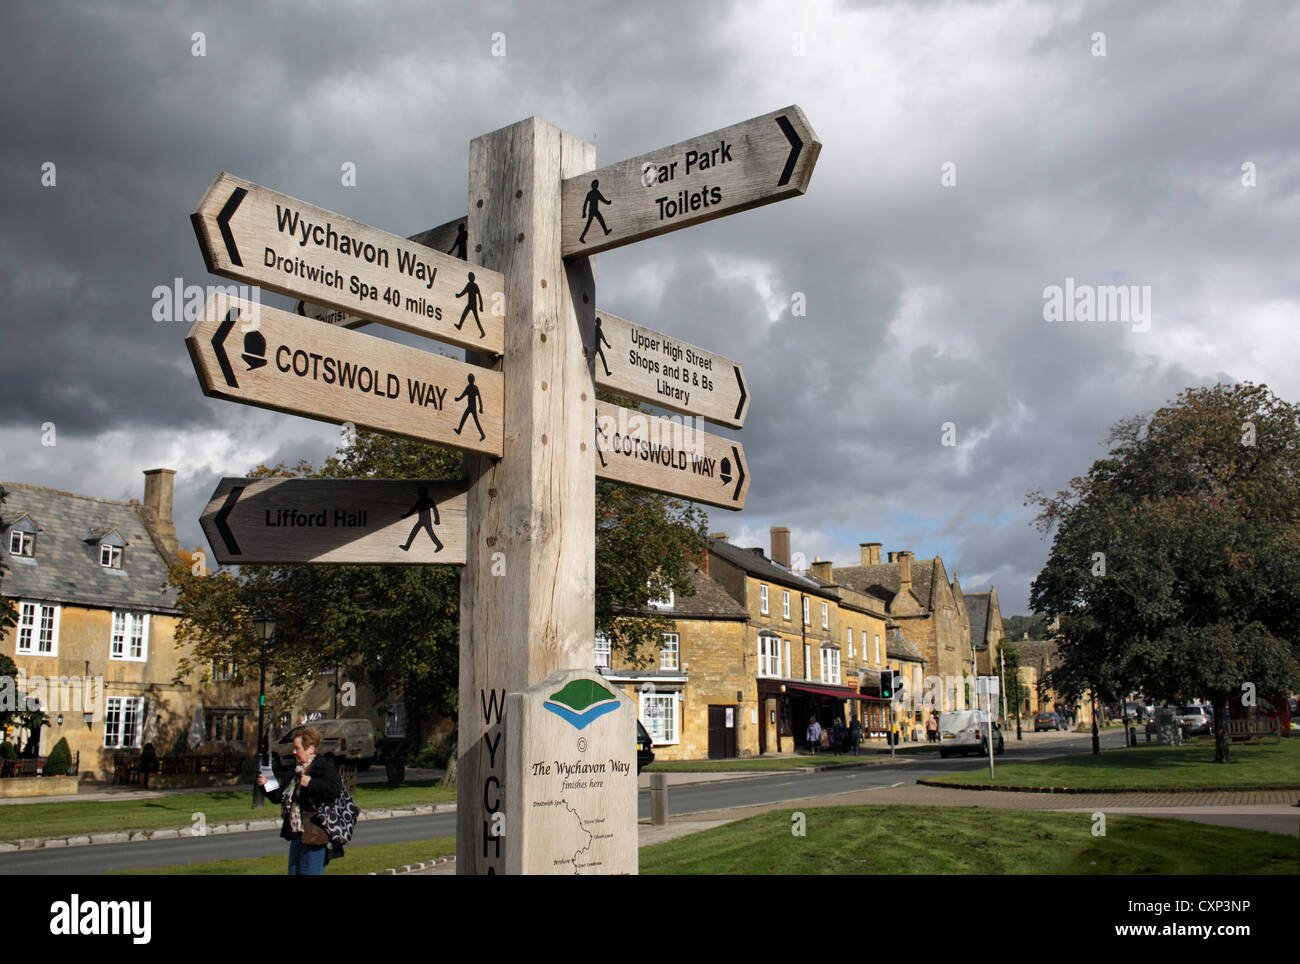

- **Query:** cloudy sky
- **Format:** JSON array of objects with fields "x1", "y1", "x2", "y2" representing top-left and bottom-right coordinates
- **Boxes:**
[{"x1": 3, "y1": 0, "x2": 1297, "y2": 614}]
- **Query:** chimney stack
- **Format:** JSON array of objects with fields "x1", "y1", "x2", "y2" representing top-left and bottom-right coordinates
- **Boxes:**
[
  {"x1": 859, "y1": 541, "x2": 882, "y2": 566},
  {"x1": 810, "y1": 559, "x2": 833, "y2": 584},
  {"x1": 898, "y1": 550, "x2": 913, "y2": 592},
  {"x1": 770, "y1": 527, "x2": 790, "y2": 568},
  {"x1": 142, "y1": 468, "x2": 179, "y2": 559},
  {"x1": 888, "y1": 551, "x2": 898, "y2": 563}
]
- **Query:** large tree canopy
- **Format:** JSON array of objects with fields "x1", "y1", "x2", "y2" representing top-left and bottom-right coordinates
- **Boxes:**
[
  {"x1": 172, "y1": 425, "x2": 706, "y2": 779},
  {"x1": 1028, "y1": 383, "x2": 1300, "y2": 761}
]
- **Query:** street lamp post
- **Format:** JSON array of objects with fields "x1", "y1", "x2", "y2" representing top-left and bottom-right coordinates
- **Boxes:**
[{"x1": 251, "y1": 611, "x2": 276, "y2": 809}]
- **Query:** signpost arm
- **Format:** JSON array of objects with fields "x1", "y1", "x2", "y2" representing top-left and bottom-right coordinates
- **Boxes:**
[{"x1": 457, "y1": 119, "x2": 597, "y2": 875}]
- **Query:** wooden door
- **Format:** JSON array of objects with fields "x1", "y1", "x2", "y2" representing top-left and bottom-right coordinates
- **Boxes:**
[{"x1": 708, "y1": 705, "x2": 738, "y2": 759}]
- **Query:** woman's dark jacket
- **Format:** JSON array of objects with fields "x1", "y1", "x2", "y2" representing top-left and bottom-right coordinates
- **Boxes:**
[{"x1": 266, "y1": 754, "x2": 343, "y2": 842}]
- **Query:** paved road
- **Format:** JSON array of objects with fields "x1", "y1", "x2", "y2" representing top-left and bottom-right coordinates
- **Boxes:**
[{"x1": 8, "y1": 728, "x2": 1239, "y2": 875}]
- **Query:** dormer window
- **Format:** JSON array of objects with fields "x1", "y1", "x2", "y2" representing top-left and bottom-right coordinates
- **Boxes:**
[
  {"x1": 648, "y1": 587, "x2": 674, "y2": 610},
  {"x1": 6, "y1": 515, "x2": 38, "y2": 557},
  {"x1": 9, "y1": 529, "x2": 34, "y2": 556},
  {"x1": 89, "y1": 528, "x2": 127, "y2": 569}
]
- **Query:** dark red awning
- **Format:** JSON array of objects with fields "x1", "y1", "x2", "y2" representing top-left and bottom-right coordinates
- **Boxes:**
[{"x1": 782, "y1": 682, "x2": 871, "y2": 701}]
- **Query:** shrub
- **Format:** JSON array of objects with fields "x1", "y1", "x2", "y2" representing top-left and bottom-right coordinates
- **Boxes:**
[
  {"x1": 0, "y1": 741, "x2": 15, "y2": 760},
  {"x1": 43, "y1": 737, "x2": 71, "y2": 776},
  {"x1": 413, "y1": 734, "x2": 453, "y2": 769}
]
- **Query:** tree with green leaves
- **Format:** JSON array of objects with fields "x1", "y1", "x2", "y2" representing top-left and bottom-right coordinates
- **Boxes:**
[
  {"x1": 1029, "y1": 383, "x2": 1300, "y2": 762},
  {"x1": 172, "y1": 423, "x2": 705, "y2": 783}
]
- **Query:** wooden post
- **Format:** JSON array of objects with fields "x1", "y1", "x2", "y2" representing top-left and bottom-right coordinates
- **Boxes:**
[{"x1": 457, "y1": 118, "x2": 596, "y2": 874}]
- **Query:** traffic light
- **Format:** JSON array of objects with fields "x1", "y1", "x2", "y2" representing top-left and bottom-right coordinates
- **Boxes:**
[{"x1": 880, "y1": 670, "x2": 894, "y2": 700}]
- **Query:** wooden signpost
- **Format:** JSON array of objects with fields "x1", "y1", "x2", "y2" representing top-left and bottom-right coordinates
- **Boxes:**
[
  {"x1": 591, "y1": 311, "x2": 749, "y2": 428},
  {"x1": 594, "y1": 400, "x2": 749, "y2": 509},
  {"x1": 561, "y1": 106, "x2": 820, "y2": 257},
  {"x1": 183, "y1": 103, "x2": 818, "y2": 876},
  {"x1": 192, "y1": 174, "x2": 503, "y2": 353},
  {"x1": 185, "y1": 292, "x2": 503, "y2": 457},
  {"x1": 201, "y1": 478, "x2": 467, "y2": 565}
]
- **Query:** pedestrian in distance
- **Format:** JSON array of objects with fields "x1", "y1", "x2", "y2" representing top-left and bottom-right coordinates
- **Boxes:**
[
  {"x1": 849, "y1": 717, "x2": 862, "y2": 755},
  {"x1": 806, "y1": 715, "x2": 822, "y2": 754},
  {"x1": 257, "y1": 727, "x2": 343, "y2": 875}
]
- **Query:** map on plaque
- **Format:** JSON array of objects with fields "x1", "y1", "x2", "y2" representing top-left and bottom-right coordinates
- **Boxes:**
[{"x1": 505, "y1": 670, "x2": 638, "y2": 875}]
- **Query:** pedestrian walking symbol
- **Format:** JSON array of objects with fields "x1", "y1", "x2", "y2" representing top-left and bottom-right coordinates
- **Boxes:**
[
  {"x1": 454, "y1": 373, "x2": 486, "y2": 441},
  {"x1": 455, "y1": 271, "x2": 485, "y2": 338},
  {"x1": 449, "y1": 221, "x2": 467, "y2": 260},
  {"x1": 579, "y1": 179, "x2": 612, "y2": 243},
  {"x1": 399, "y1": 486, "x2": 444, "y2": 553},
  {"x1": 593, "y1": 316, "x2": 611, "y2": 377}
]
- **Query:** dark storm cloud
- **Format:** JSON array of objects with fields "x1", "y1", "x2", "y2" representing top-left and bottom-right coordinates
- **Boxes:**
[{"x1": 2, "y1": 0, "x2": 1296, "y2": 610}]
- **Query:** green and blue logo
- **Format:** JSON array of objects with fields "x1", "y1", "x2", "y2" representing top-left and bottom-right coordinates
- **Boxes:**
[{"x1": 543, "y1": 679, "x2": 620, "y2": 730}]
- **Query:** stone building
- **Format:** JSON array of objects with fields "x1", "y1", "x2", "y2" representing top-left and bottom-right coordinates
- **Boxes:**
[
  {"x1": 833, "y1": 544, "x2": 977, "y2": 712},
  {"x1": 0, "y1": 470, "x2": 214, "y2": 781},
  {"x1": 964, "y1": 588, "x2": 1005, "y2": 683},
  {"x1": 600, "y1": 564, "x2": 749, "y2": 761},
  {"x1": 604, "y1": 529, "x2": 908, "y2": 759}
]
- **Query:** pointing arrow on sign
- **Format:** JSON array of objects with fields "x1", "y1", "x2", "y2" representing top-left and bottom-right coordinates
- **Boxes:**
[
  {"x1": 213, "y1": 484, "x2": 243, "y2": 555},
  {"x1": 216, "y1": 187, "x2": 246, "y2": 266}
]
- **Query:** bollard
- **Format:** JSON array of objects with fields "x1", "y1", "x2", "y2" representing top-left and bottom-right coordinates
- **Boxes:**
[
  {"x1": 1128, "y1": 725, "x2": 1137, "y2": 747},
  {"x1": 650, "y1": 772, "x2": 669, "y2": 826}
]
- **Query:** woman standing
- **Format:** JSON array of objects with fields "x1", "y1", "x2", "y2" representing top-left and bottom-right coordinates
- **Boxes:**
[{"x1": 256, "y1": 727, "x2": 343, "y2": 875}]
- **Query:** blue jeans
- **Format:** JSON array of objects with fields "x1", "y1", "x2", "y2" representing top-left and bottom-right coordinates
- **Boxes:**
[{"x1": 288, "y1": 835, "x2": 328, "y2": 875}]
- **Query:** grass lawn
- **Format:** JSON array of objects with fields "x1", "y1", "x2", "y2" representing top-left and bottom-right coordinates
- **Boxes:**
[
  {"x1": 933, "y1": 739, "x2": 1300, "y2": 790},
  {"x1": 109, "y1": 836, "x2": 457, "y2": 875},
  {"x1": 639, "y1": 805, "x2": 1297, "y2": 875},
  {"x1": 0, "y1": 780, "x2": 456, "y2": 842}
]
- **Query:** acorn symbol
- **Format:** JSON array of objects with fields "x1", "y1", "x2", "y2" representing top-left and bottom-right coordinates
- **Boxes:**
[
  {"x1": 242, "y1": 329, "x2": 267, "y2": 370},
  {"x1": 720, "y1": 457, "x2": 732, "y2": 485}
]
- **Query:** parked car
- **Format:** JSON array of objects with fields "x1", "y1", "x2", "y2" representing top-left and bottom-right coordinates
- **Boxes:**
[
  {"x1": 938, "y1": 710, "x2": 1004, "y2": 758},
  {"x1": 1034, "y1": 711, "x2": 1066, "y2": 732},
  {"x1": 1176, "y1": 704, "x2": 1213, "y2": 736},
  {"x1": 274, "y1": 718, "x2": 376, "y2": 771},
  {"x1": 636, "y1": 719, "x2": 655, "y2": 774}
]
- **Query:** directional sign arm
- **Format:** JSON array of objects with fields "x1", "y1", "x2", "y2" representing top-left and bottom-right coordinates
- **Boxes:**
[
  {"x1": 187, "y1": 292, "x2": 504, "y2": 458},
  {"x1": 201, "y1": 478, "x2": 468, "y2": 565},
  {"x1": 594, "y1": 401, "x2": 749, "y2": 510},
  {"x1": 590, "y1": 311, "x2": 750, "y2": 428},
  {"x1": 191, "y1": 173, "x2": 505, "y2": 354},
  {"x1": 561, "y1": 105, "x2": 821, "y2": 257}
]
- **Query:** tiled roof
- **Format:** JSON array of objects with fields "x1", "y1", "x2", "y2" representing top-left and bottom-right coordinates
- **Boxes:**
[
  {"x1": 885, "y1": 626, "x2": 925, "y2": 663},
  {"x1": 662, "y1": 567, "x2": 749, "y2": 619},
  {"x1": 1, "y1": 481, "x2": 179, "y2": 615},
  {"x1": 833, "y1": 557, "x2": 938, "y2": 610},
  {"x1": 1014, "y1": 638, "x2": 1059, "y2": 668},
  {"x1": 707, "y1": 539, "x2": 836, "y2": 599}
]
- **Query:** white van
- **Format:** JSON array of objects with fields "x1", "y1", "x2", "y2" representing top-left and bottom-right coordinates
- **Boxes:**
[{"x1": 938, "y1": 709, "x2": 1004, "y2": 758}]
